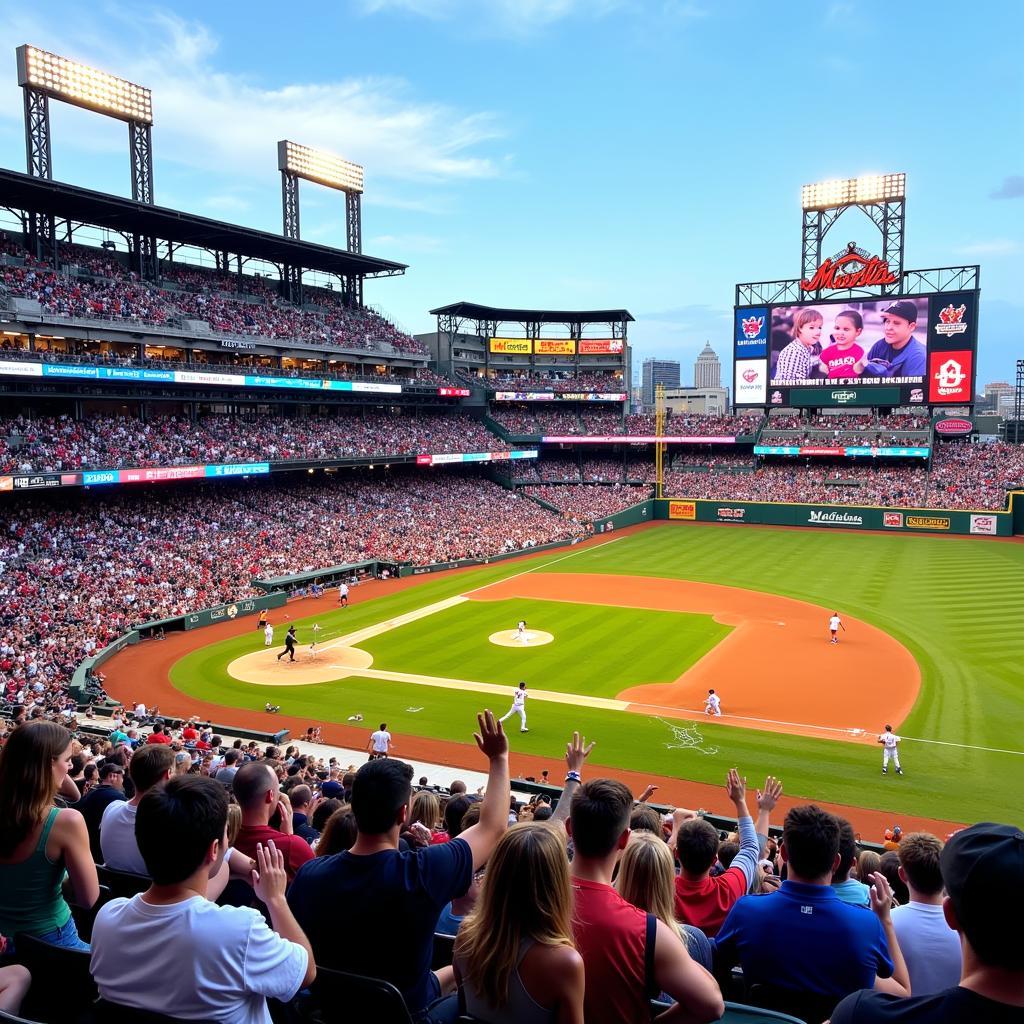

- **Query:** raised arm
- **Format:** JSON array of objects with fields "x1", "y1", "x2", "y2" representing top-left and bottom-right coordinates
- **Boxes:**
[
  {"x1": 652, "y1": 919, "x2": 725, "y2": 1023},
  {"x1": 550, "y1": 732, "x2": 594, "y2": 828},
  {"x1": 868, "y1": 872, "x2": 911, "y2": 997},
  {"x1": 754, "y1": 775, "x2": 783, "y2": 857},
  {"x1": 725, "y1": 768, "x2": 759, "y2": 893},
  {"x1": 456, "y1": 711, "x2": 510, "y2": 869}
]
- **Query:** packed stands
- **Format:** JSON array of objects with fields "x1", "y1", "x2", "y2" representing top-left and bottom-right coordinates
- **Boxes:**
[
  {"x1": 524, "y1": 483, "x2": 650, "y2": 521},
  {"x1": 0, "y1": 411, "x2": 508, "y2": 473},
  {"x1": 626, "y1": 412, "x2": 762, "y2": 436},
  {"x1": 928, "y1": 440, "x2": 1024, "y2": 510},
  {"x1": 458, "y1": 369, "x2": 624, "y2": 392},
  {"x1": 0, "y1": 240, "x2": 425, "y2": 354}
]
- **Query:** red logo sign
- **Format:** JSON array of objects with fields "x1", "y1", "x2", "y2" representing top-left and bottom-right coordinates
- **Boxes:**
[
  {"x1": 935, "y1": 304, "x2": 968, "y2": 337},
  {"x1": 742, "y1": 368, "x2": 758, "y2": 383},
  {"x1": 928, "y1": 351, "x2": 972, "y2": 403},
  {"x1": 800, "y1": 245, "x2": 899, "y2": 292},
  {"x1": 883, "y1": 512, "x2": 904, "y2": 528},
  {"x1": 741, "y1": 315, "x2": 764, "y2": 339},
  {"x1": 934, "y1": 418, "x2": 973, "y2": 436}
]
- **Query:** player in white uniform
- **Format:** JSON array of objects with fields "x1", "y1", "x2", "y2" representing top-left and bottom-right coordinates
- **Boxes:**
[
  {"x1": 264, "y1": 623, "x2": 274, "y2": 647},
  {"x1": 367, "y1": 722, "x2": 392, "y2": 760},
  {"x1": 703, "y1": 688, "x2": 722, "y2": 716},
  {"x1": 339, "y1": 583, "x2": 349, "y2": 607},
  {"x1": 516, "y1": 619, "x2": 528, "y2": 644},
  {"x1": 828, "y1": 612, "x2": 846, "y2": 644},
  {"x1": 878, "y1": 724, "x2": 903, "y2": 775},
  {"x1": 499, "y1": 681, "x2": 529, "y2": 732}
]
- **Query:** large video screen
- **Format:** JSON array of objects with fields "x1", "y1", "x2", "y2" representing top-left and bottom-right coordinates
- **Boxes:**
[{"x1": 733, "y1": 292, "x2": 977, "y2": 407}]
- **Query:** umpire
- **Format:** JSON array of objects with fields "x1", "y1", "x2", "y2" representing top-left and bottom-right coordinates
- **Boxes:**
[{"x1": 277, "y1": 625, "x2": 298, "y2": 662}]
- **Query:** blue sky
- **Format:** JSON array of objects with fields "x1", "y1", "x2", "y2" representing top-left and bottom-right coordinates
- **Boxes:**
[{"x1": 0, "y1": 1, "x2": 1021, "y2": 387}]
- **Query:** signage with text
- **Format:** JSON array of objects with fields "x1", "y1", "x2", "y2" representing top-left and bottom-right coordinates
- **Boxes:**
[
  {"x1": 800, "y1": 245, "x2": 899, "y2": 292},
  {"x1": 534, "y1": 339, "x2": 576, "y2": 355},
  {"x1": 489, "y1": 338, "x2": 533, "y2": 355},
  {"x1": 578, "y1": 338, "x2": 623, "y2": 355}
]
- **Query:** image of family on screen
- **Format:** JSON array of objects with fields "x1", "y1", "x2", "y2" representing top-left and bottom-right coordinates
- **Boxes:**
[{"x1": 770, "y1": 297, "x2": 928, "y2": 383}]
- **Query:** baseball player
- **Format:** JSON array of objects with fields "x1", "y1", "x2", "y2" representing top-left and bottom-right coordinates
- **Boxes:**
[
  {"x1": 309, "y1": 623, "x2": 322, "y2": 658},
  {"x1": 703, "y1": 688, "x2": 722, "y2": 717},
  {"x1": 499, "y1": 681, "x2": 529, "y2": 732},
  {"x1": 339, "y1": 582, "x2": 349, "y2": 607},
  {"x1": 878, "y1": 724, "x2": 904, "y2": 775},
  {"x1": 264, "y1": 622, "x2": 274, "y2": 647},
  {"x1": 277, "y1": 625, "x2": 297, "y2": 662},
  {"x1": 367, "y1": 722, "x2": 392, "y2": 760},
  {"x1": 516, "y1": 619, "x2": 528, "y2": 645},
  {"x1": 257, "y1": 609, "x2": 268, "y2": 631},
  {"x1": 828, "y1": 611, "x2": 846, "y2": 645}
]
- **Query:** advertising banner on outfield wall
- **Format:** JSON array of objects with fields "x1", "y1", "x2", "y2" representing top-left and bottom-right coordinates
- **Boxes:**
[
  {"x1": 657, "y1": 499, "x2": 1011, "y2": 536},
  {"x1": 578, "y1": 338, "x2": 624, "y2": 354},
  {"x1": 534, "y1": 339, "x2": 576, "y2": 355}
]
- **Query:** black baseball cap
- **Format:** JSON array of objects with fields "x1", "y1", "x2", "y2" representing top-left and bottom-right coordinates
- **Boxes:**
[
  {"x1": 941, "y1": 822, "x2": 1024, "y2": 965},
  {"x1": 881, "y1": 300, "x2": 919, "y2": 323},
  {"x1": 99, "y1": 762, "x2": 124, "y2": 780}
]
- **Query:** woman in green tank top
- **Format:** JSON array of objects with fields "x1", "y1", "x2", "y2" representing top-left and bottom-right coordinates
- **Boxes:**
[{"x1": 0, "y1": 722, "x2": 99, "y2": 951}]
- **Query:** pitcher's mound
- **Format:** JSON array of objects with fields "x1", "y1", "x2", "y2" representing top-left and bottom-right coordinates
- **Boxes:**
[
  {"x1": 489, "y1": 630, "x2": 554, "y2": 648},
  {"x1": 228, "y1": 645, "x2": 373, "y2": 686}
]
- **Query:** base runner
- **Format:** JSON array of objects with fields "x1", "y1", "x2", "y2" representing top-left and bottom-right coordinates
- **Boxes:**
[
  {"x1": 499, "y1": 681, "x2": 529, "y2": 732},
  {"x1": 878, "y1": 724, "x2": 904, "y2": 775}
]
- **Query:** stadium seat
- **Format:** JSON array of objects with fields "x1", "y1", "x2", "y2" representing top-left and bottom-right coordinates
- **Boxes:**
[
  {"x1": 746, "y1": 983, "x2": 838, "y2": 1024},
  {"x1": 96, "y1": 866, "x2": 150, "y2": 899},
  {"x1": 303, "y1": 966, "x2": 415, "y2": 1024},
  {"x1": 432, "y1": 931, "x2": 456, "y2": 970},
  {"x1": 13, "y1": 934, "x2": 96, "y2": 1024},
  {"x1": 63, "y1": 883, "x2": 110, "y2": 943}
]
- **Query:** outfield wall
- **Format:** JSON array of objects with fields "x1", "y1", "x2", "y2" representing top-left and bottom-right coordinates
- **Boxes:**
[{"x1": 655, "y1": 498, "x2": 1014, "y2": 536}]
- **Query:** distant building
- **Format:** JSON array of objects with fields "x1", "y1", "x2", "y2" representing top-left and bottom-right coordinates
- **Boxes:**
[
  {"x1": 664, "y1": 387, "x2": 730, "y2": 416},
  {"x1": 693, "y1": 342, "x2": 721, "y2": 388},
  {"x1": 983, "y1": 381, "x2": 1014, "y2": 414},
  {"x1": 641, "y1": 358, "x2": 681, "y2": 407}
]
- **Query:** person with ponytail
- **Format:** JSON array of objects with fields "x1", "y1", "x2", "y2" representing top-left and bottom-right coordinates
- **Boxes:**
[
  {"x1": 455, "y1": 823, "x2": 584, "y2": 1024},
  {"x1": 0, "y1": 722, "x2": 99, "y2": 950}
]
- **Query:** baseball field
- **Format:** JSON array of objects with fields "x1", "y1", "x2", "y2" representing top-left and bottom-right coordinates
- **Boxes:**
[{"x1": 107, "y1": 523, "x2": 1024, "y2": 830}]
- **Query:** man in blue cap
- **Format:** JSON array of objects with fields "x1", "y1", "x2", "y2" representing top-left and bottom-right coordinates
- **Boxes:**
[
  {"x1": 830, "y1": 821, "x2": 1024, "y2": 1022},
  {"x1": 857, "y1": 300, "x2": 927, "y2": 378}
]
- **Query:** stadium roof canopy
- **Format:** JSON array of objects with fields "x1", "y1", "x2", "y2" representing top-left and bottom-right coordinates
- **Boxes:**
[
  {"x1": 0, "y1": 169, "x2": 406, "y2": 278},
  {"x1": 429, "y1": 301, "x2": 634, "y2": 323}
]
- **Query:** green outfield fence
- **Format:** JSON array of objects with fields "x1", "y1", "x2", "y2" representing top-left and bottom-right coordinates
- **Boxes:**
[{"x1": 656, "y1": 494, "x2": 1023, "y2": 537}]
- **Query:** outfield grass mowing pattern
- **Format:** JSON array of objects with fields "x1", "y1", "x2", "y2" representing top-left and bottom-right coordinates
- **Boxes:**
[{"x1": 170, "y1": 527, "x2": 1024, "y2": 824}]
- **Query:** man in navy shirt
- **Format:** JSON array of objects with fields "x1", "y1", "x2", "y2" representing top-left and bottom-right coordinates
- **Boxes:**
[
  {"x1": 857, "y1": 300, "x2": 926, "y2": 378},
  {"x1": 288, "y1": 711, "x2": 510, "y2": 1022},
  {"x1": 714, "y1": 805, "x2": 909, "y2": 1017}
]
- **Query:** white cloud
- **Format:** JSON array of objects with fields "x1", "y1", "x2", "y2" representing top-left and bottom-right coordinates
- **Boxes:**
[
  {"x1": 359, "y1": 0, "x2": 625, "y2": 34},
  {"x1": 0, "y1": 7, "x2": 505, "y2": 186}
]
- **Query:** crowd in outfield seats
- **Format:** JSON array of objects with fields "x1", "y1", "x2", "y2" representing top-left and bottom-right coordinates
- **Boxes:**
[
  {"x1": 458, "y1": 370, "x2": 624, "y2": 393},
  {"x1": 0, "y1": 706, "x2": 1017, "y2": 1024},
  {"x1": 0, "y1": 241, "x2": 425, "y2": 354},
  {"x1": 524, "y1": 483, "x2": 651, "y2": 521},
  {"x1": 0, "y1": 411, "x2": 507, "y2": 473}
]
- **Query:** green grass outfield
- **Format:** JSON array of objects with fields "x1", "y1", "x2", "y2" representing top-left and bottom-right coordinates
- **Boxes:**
[{"x1": 170, "y1": 524, "x2": 1024, "y2": 824}]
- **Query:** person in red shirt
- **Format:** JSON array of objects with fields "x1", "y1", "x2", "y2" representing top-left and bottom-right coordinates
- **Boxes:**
[
  {"x1": 568, "y1": 778, "x2": 723, "y2": 1024},
  {"x1": 181, "y1": 720, "x2": 198, "y2": 744},
  {"x1": 145, "y1": 722, "x2": 172, "y2": 745},
  {"x1": 232, "y1": 762, "x2": 314, "y2": 882},
  {"x1": 670, "y1": 768, "x2": 762, "y2": 936}
]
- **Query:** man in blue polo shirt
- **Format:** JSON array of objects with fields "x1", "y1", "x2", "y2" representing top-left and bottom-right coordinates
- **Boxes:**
[
  {"x1": 857, "y1": 300, "x2": 926, "y2": 378},
  {"x1": 714, "y1": 805, "x2": 909, "y2": 1015}
]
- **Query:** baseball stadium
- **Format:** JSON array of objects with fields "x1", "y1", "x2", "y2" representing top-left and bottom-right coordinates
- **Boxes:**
[{"x1": 0, "y1": 24, "x2": 1023, "y2": 1024}]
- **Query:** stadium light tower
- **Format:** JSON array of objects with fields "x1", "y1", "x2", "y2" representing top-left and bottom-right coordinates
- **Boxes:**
[
  {"x1": 16, "y1": 44, "x2": 155, "y2": 202},
  {"x1": 800, "y1": 172, "x2": 906, "y2": 296},
  {"x1": 278, "y1": 139, "x2": 366, "y2": 304}
]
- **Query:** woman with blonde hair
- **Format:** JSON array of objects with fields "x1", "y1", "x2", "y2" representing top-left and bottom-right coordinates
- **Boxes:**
[
  {"x1": 615, "y1": 831, "x2": 714, "y2": 970},
  {"x1": 0, "y1": 722, "x2": 99, "y2": 950},
  {"x1": 409, "y1": 790, "x2": 440, "y2": 831},
  {"x1": 455, "y1": 823, "x2": 584, "y2": 1023}
]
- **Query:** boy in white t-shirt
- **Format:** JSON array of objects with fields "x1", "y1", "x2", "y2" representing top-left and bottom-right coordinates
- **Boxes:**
[
  {"x1": 828, "y1": 612, "x2": 846, "y2": 644},
  {"x1": 90, "y1": 776, "x2": 315, "y2": 1024},
  {"x1": 367, "y1": 723, "x2": 393, "y2": 760}
]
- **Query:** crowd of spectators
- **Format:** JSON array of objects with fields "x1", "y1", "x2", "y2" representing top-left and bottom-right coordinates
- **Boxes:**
[
  {"x1": 0, "y1": 239, "x2": 425, "y2": 355},
  {"x1": 0, "y1": 411, "x2": 509, "y2": 473},
  {"x1": 523, "y1": 483, "x2": 651, "y2": 521},
  {"x1": 0, "y1": 473, "x2": 585, "y2": 697},
  {"x1": 0, "y1": 708, "x2": 1016, "y2": 1024},
  {"x1": 625, "y1": 413, "x2": 763, "y2": 437},
  {"x1": 460, "y1": 370, "x2": 625, "y2": 393},
  {"x1": 928, "y1": 441, "x2": 1024, "y2": 510}
]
